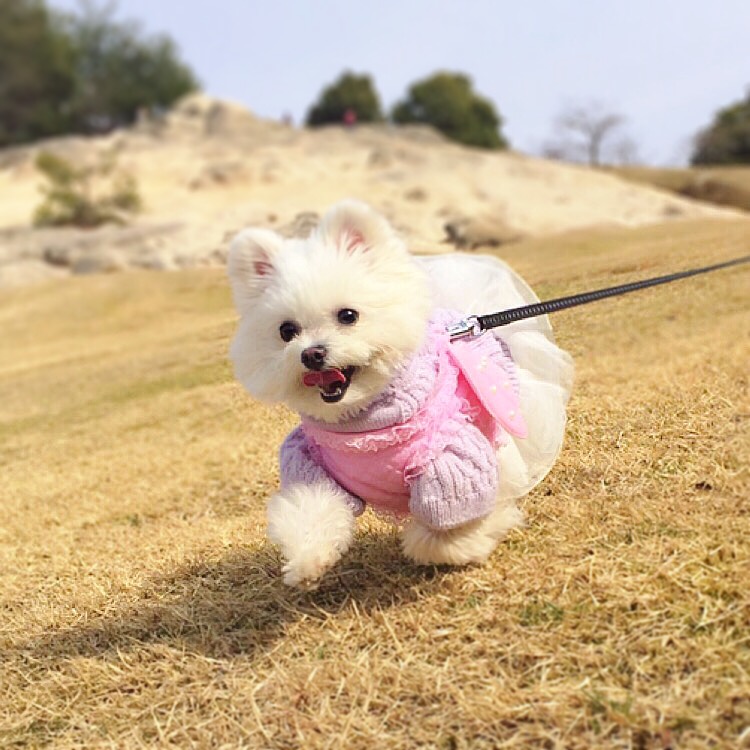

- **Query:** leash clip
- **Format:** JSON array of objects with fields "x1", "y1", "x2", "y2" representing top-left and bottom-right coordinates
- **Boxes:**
[{"x1": 447, "y1": 315, "x2": 482, "y2": 341}]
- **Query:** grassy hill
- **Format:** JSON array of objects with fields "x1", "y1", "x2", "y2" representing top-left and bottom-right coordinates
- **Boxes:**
[
  {"x1": 611, "y1": 165, "x2": 750, "y2": 213},
  {"x1": 1, "y1": 218, "x2": 749, "y2": 748}
]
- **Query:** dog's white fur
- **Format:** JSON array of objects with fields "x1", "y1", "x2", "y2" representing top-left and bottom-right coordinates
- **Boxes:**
[
  {"x1": 229, "y1": 201, "x2": 523, "y2": 586},
  {"x1": 228, "y1": 201, "x2": 430, "y2": 422},
  {"x1": 266, "y1": 482, "x2": 357, "y2": 587}
]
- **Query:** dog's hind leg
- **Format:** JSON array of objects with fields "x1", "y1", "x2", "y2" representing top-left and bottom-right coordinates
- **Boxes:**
[{"x1": 401, "y1": 500, "x2": 524, "y2": 566}]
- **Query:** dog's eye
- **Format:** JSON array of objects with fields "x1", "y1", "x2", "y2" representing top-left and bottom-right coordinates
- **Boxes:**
[
  {"x1": 337, "y1": 308, "x2": 359, "y2": 326},
  {"x1": 279, "y1": 320, "x2": 301, "y2": 342}
]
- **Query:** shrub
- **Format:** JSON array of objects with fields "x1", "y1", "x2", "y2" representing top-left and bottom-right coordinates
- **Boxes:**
[
  {"x1": 392, "y1": 72, "x2": 508, "y2": 149},
  {"x1": 306, "y1": 72, "x2": 383, "y2": 126},
  {"x1": 33, "y1": 149, "x2": 142, "y2": 228}
]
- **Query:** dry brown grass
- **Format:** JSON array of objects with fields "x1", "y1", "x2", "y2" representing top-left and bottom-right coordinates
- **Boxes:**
[
  {"x1": 610, "y1": 166, "x2": 750, "y2": 213},
  {"x1": 1, "y1": 218, "x2": 749, "y2": 749}
]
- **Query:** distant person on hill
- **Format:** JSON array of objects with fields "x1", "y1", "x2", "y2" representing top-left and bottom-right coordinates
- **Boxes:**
[{"x1": 343, "y1": 108, "x2": 357, "y2": 127}]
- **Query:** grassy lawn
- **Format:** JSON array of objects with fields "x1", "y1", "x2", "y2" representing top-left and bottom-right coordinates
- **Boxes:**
[{"x1": 1, "y1": 218, "x2": 749, "y2": 748}]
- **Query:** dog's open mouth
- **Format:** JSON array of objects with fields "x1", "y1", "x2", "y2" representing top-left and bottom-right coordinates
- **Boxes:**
[{"x1": 303, "y1": 366, "x2": 356, "y2": 403}]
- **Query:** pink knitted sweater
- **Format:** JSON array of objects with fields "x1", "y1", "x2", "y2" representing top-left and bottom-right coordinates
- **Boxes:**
[{"x1": 280, "y1": 310, "x2": 525, "y2": 530}]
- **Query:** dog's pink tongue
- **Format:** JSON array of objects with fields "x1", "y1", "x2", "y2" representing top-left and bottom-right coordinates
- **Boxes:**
[{"x1": 303, "y1": 369, "x2": 346, "y2": 387}]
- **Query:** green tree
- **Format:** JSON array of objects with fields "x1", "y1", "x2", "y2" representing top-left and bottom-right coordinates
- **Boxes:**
[
  {"x1": 64, "y1": 0, "x2": 199, "y2": 132},
  {"x1": 0, "y1": 0, "x2": 76, "y2": 146},
  {"x1": 0, "y1": 0, "x2": 198, "y2": 146},
  {"x1": 692, "y1": 91, "x2": 750, "y2": 165},
  {"x1": 306, "y1": 72, "x2": 383, "y2": 126},
  {"x1": 392, "y1": 72, "x2": 508, "y2": 150}
]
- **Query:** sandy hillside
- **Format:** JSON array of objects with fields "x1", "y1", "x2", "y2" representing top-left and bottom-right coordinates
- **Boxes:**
[
  {"x1": 0, "y1": 93, "x2": 745, "y2": 288},
  {"x1": 1, "y1": 216, "x2": 748, "y2": 748}
]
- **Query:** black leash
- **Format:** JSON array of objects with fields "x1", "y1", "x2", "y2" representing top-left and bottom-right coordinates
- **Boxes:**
[{"x1": 447, "y1": 254, "x2": 750, "y2": 340}]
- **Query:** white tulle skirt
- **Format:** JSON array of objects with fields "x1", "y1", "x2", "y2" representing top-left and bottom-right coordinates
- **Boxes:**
[{"x1": 418, "y1": 253, "x2": 574, "y2": 501}]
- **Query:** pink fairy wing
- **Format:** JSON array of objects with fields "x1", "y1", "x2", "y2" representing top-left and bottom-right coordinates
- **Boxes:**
[{"x1": 448, "y1": 336, "x2": 528, "y2": 439}]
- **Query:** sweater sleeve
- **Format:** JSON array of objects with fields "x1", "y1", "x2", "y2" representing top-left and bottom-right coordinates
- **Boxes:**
[
  {"x1": 408, "y1": 419, "x2": 498, "y2": 530},
  {"x1": 279, "y1": 426, "x2": 366, "y2": 517}
]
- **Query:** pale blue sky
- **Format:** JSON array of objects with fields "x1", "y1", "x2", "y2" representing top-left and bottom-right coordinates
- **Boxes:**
[{"x1": 51, "y1": 0, "x2": 750, "y2": 164}]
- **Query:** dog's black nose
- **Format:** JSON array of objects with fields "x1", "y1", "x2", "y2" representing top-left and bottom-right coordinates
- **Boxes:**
[{"x1": 301, "y1": 345, "x2": 328, "y2": 371}]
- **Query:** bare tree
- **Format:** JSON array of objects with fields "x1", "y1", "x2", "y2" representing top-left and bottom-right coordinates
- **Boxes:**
[{"x1": 543, "y1": 102, "x2": 639, "y2": 166}]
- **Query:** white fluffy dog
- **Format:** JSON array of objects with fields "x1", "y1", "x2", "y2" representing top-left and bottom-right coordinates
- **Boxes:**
[{"x1": 228, "y1": 201, "x2": 571, "y2": 586}]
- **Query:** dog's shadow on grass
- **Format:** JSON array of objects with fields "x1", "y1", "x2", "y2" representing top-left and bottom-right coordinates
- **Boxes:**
[{"x1": 23, "y1": 531, "x2": 450, "y2": 664}]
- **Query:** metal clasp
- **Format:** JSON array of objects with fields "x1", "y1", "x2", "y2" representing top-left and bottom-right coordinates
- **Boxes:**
[{"x1": 446, "y1": 316, "x2": 481, "y2": 341}]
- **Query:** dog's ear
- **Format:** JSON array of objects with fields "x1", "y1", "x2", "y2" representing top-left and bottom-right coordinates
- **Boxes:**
[
  {"x1": 316, "y1": 200, "x2": 396, "y2": 253},
  {"x1": 227, "y1": 228, "x2": 283, "y2": 313}
]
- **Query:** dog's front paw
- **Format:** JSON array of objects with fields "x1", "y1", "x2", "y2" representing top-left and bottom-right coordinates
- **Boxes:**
[
  {"x1": 281, "y1": 547, "x2": 343, "y2": 588},
  {"x1": 267, "y1": 482, "x2": 357, "y2": 588}
]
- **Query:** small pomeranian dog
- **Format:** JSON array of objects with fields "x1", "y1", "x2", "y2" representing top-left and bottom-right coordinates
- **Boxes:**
[{"x1": 228, "y1": 201, "x2": 572, "y2": 586}]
